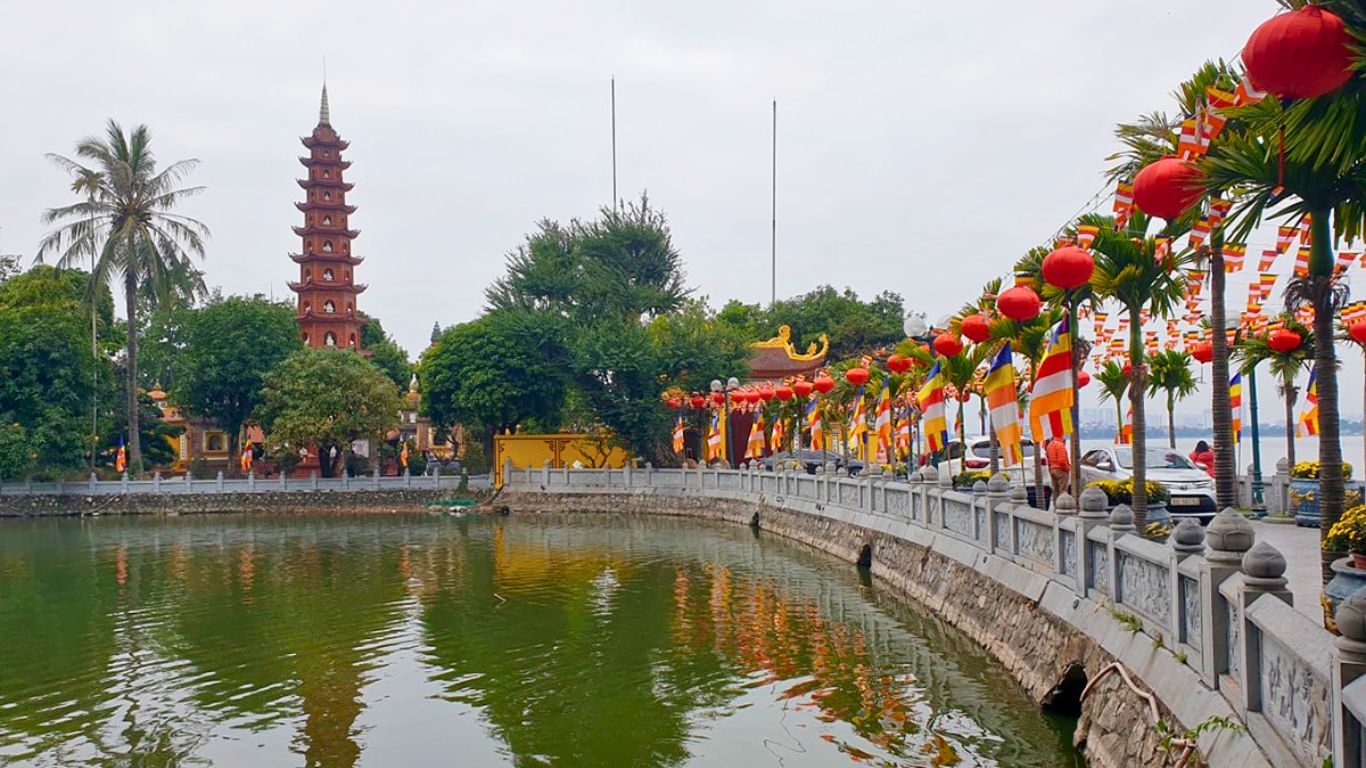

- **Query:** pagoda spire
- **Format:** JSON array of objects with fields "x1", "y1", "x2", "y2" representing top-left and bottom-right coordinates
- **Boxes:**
[{"x1": 319, "y1": 82, "x2": 331, "y2": 126}]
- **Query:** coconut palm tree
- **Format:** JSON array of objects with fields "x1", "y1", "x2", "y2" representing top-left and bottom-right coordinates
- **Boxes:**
[
  {"x1": 1087, "y1": 217, "x2": 1190, "y2": 526},
  {"x1": 1095, "y1": 359, "x2": 1130, "y2": 442},
  {"x1": 1146, "y1": 350, "x2": 1198, "y2": 449},
  {"x1": 1234, "y1": 317, "x2": 1313, "y2": 468},
  {"x1": 37, "y1": 121, "x2": 208, "y2": 475},
  {"x1": 1202, "y1": 95, "x2": 1366, "y2": 581}
]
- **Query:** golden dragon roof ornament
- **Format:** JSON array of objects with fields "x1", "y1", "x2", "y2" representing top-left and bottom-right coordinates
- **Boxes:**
[{"x1": 751, "y1": 325, "x2": 829, "y2": 362}]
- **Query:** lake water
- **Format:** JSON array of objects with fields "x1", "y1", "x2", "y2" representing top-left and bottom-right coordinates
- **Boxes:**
[{"x1": 0, "y1": 513, "x2": 1083, "y2": 767}]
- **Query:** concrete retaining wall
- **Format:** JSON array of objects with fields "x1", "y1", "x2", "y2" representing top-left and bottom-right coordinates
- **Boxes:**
[{"x1": 0, "y1": 488, "x2": 463, "y2": 516}]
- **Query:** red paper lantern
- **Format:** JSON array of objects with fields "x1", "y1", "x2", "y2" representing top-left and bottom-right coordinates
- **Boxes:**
[
  {"x1": 745, "y1": 390, "x2": 761, "y2": 404},
  {"x1": 1077, "y1": 369, "x2": 1091, "y2": 388},
  {"x1": 1122, "y1": 362, "x2": 1133, "y2": 376},
  {"x1": 1351, "y1": 320, "x2": 1366, "y2": 345},
  {"x1": 1133, "y1": 157, "x2": 1204, "y2": 221},
  {"x1": 886, "y1": 354, "x2": 912, "y2": 373},
  {"x1": 997, "y1": 285, "x2": 1042, "y2": 321},
  {"x1": 666, "y1": 397, "x2": 681, "y2": 409},
  {"x1": 1042, "y1": 245, "x2": 1095, "y2": 290},
  {"x1": 845, "y1": 367, "x2": 869, "y2": 387},
  {"x1": 813, "y1": 373, "x2": 835, "y2": 394},
  {"x1": 1243, "y1": 5, "x2": 1353, "y2": 101},
  {"x1": 793, "y1": 379, "x2": 815, "y2": 398},
  {"x1": 1191, "y1": 341, "x2": 1214, "y2": 364},
  {"x1": 711, "y1": 390, "x2": 725, "y2": 406},
  {"x1": 1267, "y1": 328, "x2": 1302, "y2": 353},
  {"x1": 758, "y1": 385, "x2": 775, "y2": 401},
  {"x1": 690, "y1": 394, "x2": 706, "y2": 409},
  {"x1": 934, "y1": 333, "x2": 964, "y2": 357},
  {"x1": 775, "y1": 384, "x2": 794, "y2": 401},
  {"x1": 960, "y1": 313, "x2": 991, "y2": 343}
]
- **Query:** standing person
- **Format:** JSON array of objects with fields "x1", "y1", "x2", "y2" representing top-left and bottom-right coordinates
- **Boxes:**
[
  {"x1": 1046, "y1": 435, "x2": 1071, "y2": 501},
  {"x1": 1189, "y1": 440, "x2": 1215, "y2": 478}
]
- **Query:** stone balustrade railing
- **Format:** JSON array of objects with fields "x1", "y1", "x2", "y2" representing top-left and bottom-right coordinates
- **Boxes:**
[
  {"x1": 504, "y1": 458, "x2": 1366, "y2": 768},
  {"x1": 0, "y1": 469, "x2": 490, "y2": 496}
]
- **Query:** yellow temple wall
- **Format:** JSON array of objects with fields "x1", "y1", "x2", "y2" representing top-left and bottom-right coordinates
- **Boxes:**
[{"x1": 493, "y1": 433, "x2": 632, "y2": 488}]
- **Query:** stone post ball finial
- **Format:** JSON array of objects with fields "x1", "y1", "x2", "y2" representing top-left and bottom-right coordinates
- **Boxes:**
[
  {"x1": 1054, "y1": 492, "x2": 1077, "y2": 514},
  {"x1": 815, "y1": 464, "x2": 825, "y2": 475},
  {"x1": 1336, "y1": 588, "x2": 1366, "y2": 642},
  {"x1": 1242, "y1": 541, "x2": 1287, "y2": 580},
  {"x1": 1010, "y1": 484, "x2": 1028, "y2": 503},
  {"x1": 1276, "y1": 457, "x2": 1290, "y2": 473},
  {"x1": 972, "y1": 479, "x2": 988, "y2": 495},
  {"x1": 921, "y1": 465, "x2": 938, "y2": 482},
  {"x1": 938, "y1": 467, "x2": 953, "y2": 487},
  {"x1": 1206, "y1": 508, "x2": 1255, "y2": 555},
  {"x1": 1078, "y1": 486, "x2": 1108, "y2": 515},
  {"x1": 1109, "y1": 504, "x2": 1134, "y2": 528},
  {"x1": 1171, "y1": 518, "x2": 1206, "y2": 551},
  {"x1": 987, "y1": 473, "x2": 1010, "y2": 494}
]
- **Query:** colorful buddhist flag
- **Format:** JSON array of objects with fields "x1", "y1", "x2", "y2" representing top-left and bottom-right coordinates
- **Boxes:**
[
  {"x1": 1188, "y1": 218, "x2": 1211, "y2": 249},
  {"x1": 769, "y1": 413, "x2": 785, "y2": 454},
  {"x1": 874, "y1": 383, "x2": 892, "y2": 458},
  {"x1": 1258, "y1": 273, "x2": 1278, "y2": 300},
  {"x1": 1337, "y1": 251, "x2": 1359, "y2": 274},
  {"x1": 399, "y1": 441, "x2": 410, "y2": 469},
  {"x1": 895, "y1": 411, "x2": 911, "y2": 458},
  {"x1": 1230, "y1": 373, "x2": 1242, "y2": 445},
  {"x1": 1298, "y1": 368, "x2": 1320, "y2": 437},
  {"x1": 1222, "y1": 243, "x2": 1246, "y2": 272},
  {"x1": 241, "y1": 441, "x2": 254, "y2": 472},
  {"x1": 1077, "y1": 224, "x2": 1100, "y2": 250},
  {"x1": 1295, "y1": 247, "x2": 1311, "y2": 277},
  {"x1": 1030, "y1": 318, "x2": 1075, "y2": 441},
  {"x1": 1113, "y1": 182, "x2": 1135, "y2": 229},
  {"x1": 707, "y1": 411, "x2": 723, "y2": 461},
  {"x1": 984, "y1": 344, "x2": 1024, "y2": 466},
  {"x1": 1259, "y1": 249, "x2": 1278, "y2": 271},
  {"x1": 1234, "y1": 74, "x2": 1267, "y2": 106},
  {"x1": 672, "y1": 412, "x2": 685, "y2": 454},
  {"x1": 847, "y1": 387, "x2": 868, "y2": 457},
  {"x1": 1300, "y1": 214, "x2": 1313, "y2": 245},
  {"x1": 916, "y1": 363, "x2": 949, "y2": 453},
  {"x1": 1276, "y1": 226, "x2": 1296, "y2": 255},
  {"x1": 746, "y1": 405, "x2": 766, "y2": 460},
  {"x1": 805, "y1": 397, "x2": 823, "y2": 450},
  {"x1": 1208, "y1": 196, "x2": 1233, "y2": 226}
]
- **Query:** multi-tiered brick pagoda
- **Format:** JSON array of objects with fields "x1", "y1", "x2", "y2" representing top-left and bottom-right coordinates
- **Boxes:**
[{"x1": 290, "y1": 84, "x2": 366, "y2": 351}]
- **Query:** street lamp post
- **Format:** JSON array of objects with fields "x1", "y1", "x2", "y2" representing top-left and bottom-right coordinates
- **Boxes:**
[
  {"x1": 711, "y1": 376, "x2": 741, "y2": 468},
  {"x1": 903, "y1": 311, "x2": 931, "y2": 470}
]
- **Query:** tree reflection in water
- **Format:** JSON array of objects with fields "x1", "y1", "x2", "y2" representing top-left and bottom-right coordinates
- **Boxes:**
[{"x1": 0, "y1": 514, "x2": 1081, "y2": 768}]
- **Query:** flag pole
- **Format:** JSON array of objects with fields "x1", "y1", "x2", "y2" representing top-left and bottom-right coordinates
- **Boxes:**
[
  {"x1": 611, "y1": 77, "x2": 618, "y2": 211},
  {"x1": 1070, "y1": 296, "x2": 1082, "y2": 498},
  {"x1": 771, "y1": 99, "x2": 777, "y2": 308}
]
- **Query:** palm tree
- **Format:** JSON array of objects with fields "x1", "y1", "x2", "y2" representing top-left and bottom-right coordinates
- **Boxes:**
[
  {"x1": 1202, "y1": 92, "x2": 1366, "y2": 582},
  {"x1": 1234, "y1": 317, "x2": 1313, "y2": 468},
  {"x1": 1096, "y1": 359, "x2": 1130, "y2": 441},
  {"x1": 38, "y1": 121, "x2": 208, "y2": 475},
  {"x1": 1146, "y1": 350, "x2": 1198, "y2": 449},
  {"x1": 1088, "y1": 217, "x2": 1189, "y2": 526}
]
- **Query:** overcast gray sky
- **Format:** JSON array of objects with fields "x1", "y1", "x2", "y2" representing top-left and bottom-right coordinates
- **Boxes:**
[{"x1": 3, "y1": 0, "x2": 1360, "y2": 419}]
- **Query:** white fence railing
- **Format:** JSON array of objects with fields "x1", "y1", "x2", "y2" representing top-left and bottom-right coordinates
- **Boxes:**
[
  {"x1": 0, "y1": 471, "x2": 491, "y2": 496},
  {"x1": 505, "y1": 459, "x2": 1366, "y2": 768}
]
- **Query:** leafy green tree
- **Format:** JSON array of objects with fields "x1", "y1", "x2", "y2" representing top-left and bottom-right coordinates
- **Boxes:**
[
  {"x1": 648, "y1": 299, "x2": 752, "y2": 396},
  {"x1": 358, "y1": 316, "x2": 413, "y2": 390},
  {"x1": 0, "y1": 266, "x2": 114, "y2": 478},
  {"x1": 1234, "y1": 317, "x2": 1313, "y2": 467},
  {"x1": 104, "y1": 392, "x2": 182, "y2": 470},
  {"x1": 1146, "y1": 350, "x2": 1198, "y2": 449},
  {"x1": 1088, "y1": 219, "x2": 1189, "y2": 525},
  {"x1": 420, "y1": 311, "x2": 568, "y2": 448},
  {"x1": 257, "y1": 348, "x2": 402, "y2": 477},
  {"x1": 168, "y1": 295, "x2": 301, "y2": 473},
  {"x1": 38, "y1": 120, "x2": 209, "y2": 474}
]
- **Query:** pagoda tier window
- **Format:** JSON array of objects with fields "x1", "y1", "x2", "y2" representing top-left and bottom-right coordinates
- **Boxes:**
[
  {"x1": 302, "y1": 301, "x2": 311, "y2": 314},
  {"x1": 322, "y1": 170, "x2": 331, "y2": 179},
  {"x1": 324, "y1": 332, "x2": 337, "y2": 347},
  {"x1": 323, "y1": 241, "x2": 334, "y2": 253},
  {"x1": 322, "y1": 268, "x2": 334, "y2": 281},
  {"x1": 302, "y1": 332, "x2": 310, "y2": 344},
  {"x1": 323, "y1": 300, "x2": 335, "y2": 314},
  {"x1": 350, "y1": 333, "x2": 358, "y2": 349},
  {"x1": 346, "y1": 302, "x2": 353, "y2": 314},
  {"x1": 322, "y1": 216, "x2": 332, "y2": 227},
  {"x1": 324, "y1": 191, "x2": 332, "y2": 201}
]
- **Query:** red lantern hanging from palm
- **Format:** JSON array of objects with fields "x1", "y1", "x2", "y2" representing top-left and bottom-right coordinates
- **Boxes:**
[
  {"x1": 1191, "y1": 341, "x2": 1214, "y2": 364},
  {"x1": 1267, "y1": 328, "x2": 1302, "y2": 353},
  {"x1": 1076, "y1": 369, "x2": 1091, "y2": 388},
  {"x1": 813, "y1": 372, "x2": 835, "y2": 394},
  {"x1": 997, "y1": 275, "x2": 1042, "y2": 322},
  {"x1": 793, "y1": 379, "x2": 815, "y2": 398},
  {"x1": 1243, "y1": 5, "x2": 1353, "y2": 101},
  {"x1": 690, "y1": 394, "x2": 706, "y2": 409},
  {"x1": 960, "y1": 313, "x2": 991, "y2": 343},
  {"x1": 1133, "y1": 157, "x2": 1204, "y2": 221},
  {"x1": 1042, "y1": 245, "x2": 1095, "y2": 290},
  {"x1": 844, "y1": 367, "x2": 869, "y2": 387},
  {"x1": 933, "y1": 332, "x2": 964, "y2": 357},
  {"x1": 886, "y1": 354, "x2": 911, "y2": 373},
  {"x1": 775, "y1": 384, "x2": 794, "y2": 401}
]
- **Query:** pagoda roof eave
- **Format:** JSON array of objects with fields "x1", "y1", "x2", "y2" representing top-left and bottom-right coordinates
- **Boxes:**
[
  {"x1": 292, "y1": 225, "x2": 361, "y2": 238},
  {"x1": 295, "y1": 201, "x2": 358, "y2": 214},
  {"x1": 288, "y1": 281, "x2": 367, "y2": 294},
  {"x1": 301, "y1": 136, "x2": 350, "y2": 150},
  {"x1": 289, "y1": 253, "x2": 364, "y2": 265},
  {"x1": 746, "y1": 325, "x2": 830, "y2": 381},
  {"x1": 296, "y1": 179, "x2": 355, "y2": 192},
  {"x1": 298, "y1": 156, "x2": 352, "y2": 170}
]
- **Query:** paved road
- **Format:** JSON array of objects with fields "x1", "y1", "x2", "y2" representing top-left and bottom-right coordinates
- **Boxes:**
[{"x1": 1251, "y1": 520, "x2": 1322, "y2": 621}]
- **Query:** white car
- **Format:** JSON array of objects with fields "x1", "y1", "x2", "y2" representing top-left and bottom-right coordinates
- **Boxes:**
[
  {"x1": 1078, "y1": 445, "x2": 1217, "y2": 521},
  {"x1": 945, "y1": 437, "x2": 1045, "y2": 485}
]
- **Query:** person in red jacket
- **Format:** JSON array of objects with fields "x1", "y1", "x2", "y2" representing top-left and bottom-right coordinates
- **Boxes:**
[
  {"x1": 1046, "y1": 436, "x2": 1071, "y2": 499},
  {"x1": 1189, "y1": 440, "x2": 1215, "y2": 477}
]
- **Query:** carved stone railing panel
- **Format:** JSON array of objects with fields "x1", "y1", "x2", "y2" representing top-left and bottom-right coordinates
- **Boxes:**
[
  {"x1": 885, "y1": 488, "x2": 910, "y2": 518},
  {"x1": 1180, "y1": 574, "x2": 1202, "y2": 647},
  {"x1": 1116, "y1": 550, "x2": 1171, "y2": 629},
  {"x1": 1013, "y1": 517, "x2": 1054, "y2": 566},
  {"x1": 941, "y1": 497, "x2": 975, "y2": 539},
  {"x1": 1059, "y1": 530, "x2": 1076, "y2": 576},
  {"x1": 797, "y1": 477, "x2": 817, "y2": 499},
  {"x1": 838, "y1": 482, "x2": 861, "y2": 508},
  {"x1": 1090, "y1": 541, "x2": 1110, "y2": 597},
  {"x1": 1259, "y1": 629, "x2": 1332, "y2": 766}
]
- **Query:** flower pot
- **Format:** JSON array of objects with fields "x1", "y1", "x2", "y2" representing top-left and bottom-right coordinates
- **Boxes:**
[
  {"x1": 1353, "y1": 552, "x2": 1366, "y2": 570},
  {"x1": 1292, "y1": 479, "x2": 1366, "y2": 527},
  {"x1": 1325, "y1": 556, "x2": 1366, "y2": 631}
]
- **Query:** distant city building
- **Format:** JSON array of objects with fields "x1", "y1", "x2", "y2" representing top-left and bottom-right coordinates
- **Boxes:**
[{"x1": 290, "y1": 84, "x2": 367, "y2": 351}]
